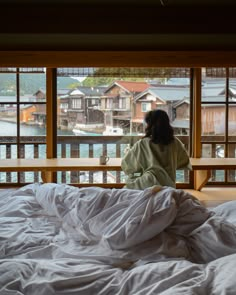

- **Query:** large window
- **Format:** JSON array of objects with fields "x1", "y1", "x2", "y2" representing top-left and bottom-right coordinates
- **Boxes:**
[
  {"x1": 2, "y1": 67, "x2": 236, "y2": 187},
  {"x1": 0, "y1": 67, "x2": 193, "y2": 187},
  {"x1": 56, "y1": 68, "x2": 191, "y2": 186}
]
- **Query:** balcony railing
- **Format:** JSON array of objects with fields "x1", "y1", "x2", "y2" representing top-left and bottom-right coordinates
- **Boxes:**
[{"x1": 0, "y1": 135, "x2": 235, "y2": 186}]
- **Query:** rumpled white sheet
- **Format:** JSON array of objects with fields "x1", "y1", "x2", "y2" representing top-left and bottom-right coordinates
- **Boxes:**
[
  {"x1": 0, "y1": 183, "x2": 236, "y2": 294},
  {"x1": 35, "y1": 184, "x2": 207, "y2": 249}
]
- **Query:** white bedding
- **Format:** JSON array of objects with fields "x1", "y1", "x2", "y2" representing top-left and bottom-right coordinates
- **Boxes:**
[{"x1": 0, "y1": 183, "x2": 236, "y2": 294}]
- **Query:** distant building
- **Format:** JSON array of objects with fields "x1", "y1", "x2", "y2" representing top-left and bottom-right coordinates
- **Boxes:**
[
  {"x1": 0, "y1": 94, "x2": 36, "y2": 124},
  {"x1": 20, "y1": 105, "x2": 37, "y2": 124}
]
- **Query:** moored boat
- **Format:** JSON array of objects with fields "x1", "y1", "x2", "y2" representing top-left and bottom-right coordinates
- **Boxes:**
[{"x1": 102, "y1": 126, "x2": 124, "y2": 135}]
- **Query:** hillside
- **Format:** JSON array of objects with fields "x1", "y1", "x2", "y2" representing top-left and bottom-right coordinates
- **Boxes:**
[{"x1": 0, "y1": 74, "x2": 77, "y2": 95}]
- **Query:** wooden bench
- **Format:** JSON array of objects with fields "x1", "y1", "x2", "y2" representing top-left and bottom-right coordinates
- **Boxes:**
[{"x1": 0, "y1": 157, "x2": 235, "y2": 190}]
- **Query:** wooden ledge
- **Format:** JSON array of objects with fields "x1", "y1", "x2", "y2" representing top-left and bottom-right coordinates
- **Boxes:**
[
  {"x1": 0, "y1": 157, "x2": 236, "y2": 189},
  {"x1": 190, "y1": 157, "x2": 236, "y2": 170},
  {"x1": 190, "y1": 158, "x2": 236, "y2": 191},
  {"x1": 0, "y1": 158, "x2": 122, "y2": 172}
]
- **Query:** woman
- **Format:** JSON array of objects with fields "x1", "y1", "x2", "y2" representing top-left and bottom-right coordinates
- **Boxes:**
[{"x1": 121, "y1": 109, "x2": 192, "y2": 190}]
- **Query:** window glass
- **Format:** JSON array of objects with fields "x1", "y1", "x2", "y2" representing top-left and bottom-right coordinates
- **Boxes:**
[
  {"x1": 141, "y1": 102, "x2": 151, "y2": 112},
  {"x1": 228, "y1": 104, "x2": 236, "y2": 141},
  {"x1": 201, "y1": 105, "x2": 226, "y2": 140},
  {"x1": 202, "y1": 68, "x2": 236, "y2": 184},
  {"x1": 201, "y1": 72, "x2": 226, "y2": 142},
  {"x1": 0, "y1": 70, "x2": 46, "y2": 184},
  {"x1": 19, "y1": 73, "x2": 46, "y2": 138}
]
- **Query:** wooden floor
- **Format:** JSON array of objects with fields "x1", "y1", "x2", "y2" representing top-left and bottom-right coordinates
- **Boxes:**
[{"x1": 185, "y1": 188, "x2": 236, "y2": 209}]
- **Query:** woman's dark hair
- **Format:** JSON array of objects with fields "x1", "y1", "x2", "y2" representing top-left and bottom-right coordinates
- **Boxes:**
[{"x1": 143, "y1": 109, "x2": 174, "y2": 145}]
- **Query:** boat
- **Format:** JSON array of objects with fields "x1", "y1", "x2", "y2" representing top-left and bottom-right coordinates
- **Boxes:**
[
  {"x1": 102, "y1": 126, "x2": 124, "y2": 135},
  {"x1": 72, "y1": 128, "x2": 87, "y2": 136}
]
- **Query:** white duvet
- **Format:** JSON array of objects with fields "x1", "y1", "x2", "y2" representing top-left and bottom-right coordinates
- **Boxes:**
[{"x1": 0, "y1": 183, "x2": 236, "y2": 294}]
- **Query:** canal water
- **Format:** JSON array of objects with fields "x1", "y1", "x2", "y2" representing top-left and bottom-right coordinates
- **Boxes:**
[
  {"x1": 0, "y1": 121, "x2": 74, "y2": 136},
  {"x1": 0, "y1": 121, "x2": 127, "y2": 158}
]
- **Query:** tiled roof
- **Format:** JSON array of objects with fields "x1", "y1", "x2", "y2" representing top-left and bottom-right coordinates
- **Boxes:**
[
  {"x1": 116, "y1": 81, "x2": 149, "y2": 92},
  {"x1": 202, "y1": 86, "x2": 224, "y2": 97},
  {"x1": 173, "y1": 98, "x2": 190, "y2": 108},
  {"x1": 166, "y1": 78, "x2": 190, "y2": 85},
  {"x1": 202, "y1": 95, "x2": 226, "y2": 102},
  {"x1": 57, "y1": 89, "x2": 72, "y2": 96},
  {"x1": 70, "y1": 89, "x2": 85, "y2": 96},
  {"x1": 103, "y1": 80, "x2": 150, "y2": 94},
  {"x1": 135, "y1": 86, "x2": 189, "y2": 102},
  {"x1": 219, "y1": 87, "x2": 236, "y2": 96},
  {"x1": 77, "y1": 86, "x2": 106, "y2": 96}
]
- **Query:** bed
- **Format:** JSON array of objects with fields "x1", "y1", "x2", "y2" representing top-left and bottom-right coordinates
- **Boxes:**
[{"x1": 1, "y1": 183, "x2": 236, "y2": 294}]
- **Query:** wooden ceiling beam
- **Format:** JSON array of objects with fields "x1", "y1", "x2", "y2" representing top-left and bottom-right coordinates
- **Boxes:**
[{"x1": 1, "y1": 50, "x2": 236, "y2": 67}]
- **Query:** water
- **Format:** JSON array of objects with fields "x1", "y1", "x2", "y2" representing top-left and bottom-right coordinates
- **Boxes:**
[
  {"x1": 0, "y1": 121, "x2": 74, "y2": 136},
  {"x1": 0, "y1": 121, "x2": 127, "y2": 159}
]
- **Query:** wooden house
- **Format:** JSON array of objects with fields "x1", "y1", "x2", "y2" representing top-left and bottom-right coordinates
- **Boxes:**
[
  {"x1": 20, "y1": 105, "x2": 37, "y2": 124},
  {"x1": 133, "y1": 85, "x2": 189, "y2": 133},
  {"x1": 101, "y1": 80, "x2": 149, "y2": 133},
  {"x1": 57, "y1": 88, "x2": 72, "y2": 130},
  {"x1": 66, "y1": 86, "x2": 105, "y2": 132}
]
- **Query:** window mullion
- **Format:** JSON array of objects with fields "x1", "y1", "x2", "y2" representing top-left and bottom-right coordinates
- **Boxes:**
[
  {"x1": 225, "y1": 68, "x2": 229, "y2": 157},
  {"x1": 16, "y1": 68, "x2": 20, "y2": 159}
]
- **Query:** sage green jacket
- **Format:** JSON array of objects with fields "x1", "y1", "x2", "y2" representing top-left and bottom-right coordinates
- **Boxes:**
[{"x1": 121, "y1": 137, "x2": 192, "y2": 190}]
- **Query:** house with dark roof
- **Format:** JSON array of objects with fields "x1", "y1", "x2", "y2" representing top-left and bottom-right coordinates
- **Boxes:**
[
  {"x1": 101, "y1": 80, "x2": 149, "y2": 133},
  {"x1": 132, "y1": 85, "x2": 190, "y2": 133},
  {"x1": 33, "y1": 89, "x2": 46, "y2": 102},
  {"x1": 59, "y1": 86, "x2": 106, "y2": 133}
]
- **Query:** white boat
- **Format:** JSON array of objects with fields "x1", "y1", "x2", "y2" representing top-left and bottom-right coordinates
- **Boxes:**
[
  {"x1": 72, "y1": 128, "x2": 87, "y2": 135},
  {"x1": 102, "y1": 126, "x2": 124, "y2": 135}
]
